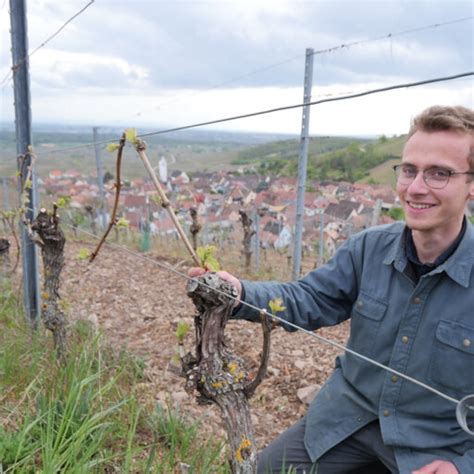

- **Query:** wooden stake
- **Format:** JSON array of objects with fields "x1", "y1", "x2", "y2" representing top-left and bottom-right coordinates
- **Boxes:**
[{"x1": 135, "y1": 140, "x2": 201, "y2": 267}]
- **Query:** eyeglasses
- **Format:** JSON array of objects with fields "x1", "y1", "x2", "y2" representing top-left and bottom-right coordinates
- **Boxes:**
[{"x1": 393, "y1": 164, "x2": 474, "y2": 189}]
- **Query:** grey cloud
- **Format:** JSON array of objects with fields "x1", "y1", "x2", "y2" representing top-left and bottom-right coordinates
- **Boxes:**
[
  {"x1": 11, "y1": 0, "x2": 474, "y2": 92},
  {"x1": 129, "y1": 1, "x2": 472, "y2": 87},
  {"x1": 32, "y1": 63, "x2": 147, "y2": 91}
]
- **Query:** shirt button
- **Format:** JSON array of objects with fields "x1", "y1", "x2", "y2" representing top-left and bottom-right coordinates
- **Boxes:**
[
  {"x1": 383, "y1": 410, "x2": 390, "y2": 417},
  {"x1": 356, "y1": 301, "x2": 363, "y2": 309},
  {"x1": 402, "y1": 336, "x2": 409, "y2": 343},
  {"x1": 463, "y1": 339, "x2": 471, "y2": 348},
  {"x1": 413, "y1": 297, "x2": 421, "y2": 304},
  {"x1": 391, "y1": 375, "x2": 398, "y2": 383}
]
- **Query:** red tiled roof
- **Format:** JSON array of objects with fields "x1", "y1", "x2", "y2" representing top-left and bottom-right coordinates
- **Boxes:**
[{"x1": 124, "y1": 195, "x2": 147, "y2": 208}]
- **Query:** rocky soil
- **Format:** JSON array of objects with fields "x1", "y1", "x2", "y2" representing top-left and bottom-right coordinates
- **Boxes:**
[{"x1": 61, "y1": 239, "x2": 350, "y2": 450}]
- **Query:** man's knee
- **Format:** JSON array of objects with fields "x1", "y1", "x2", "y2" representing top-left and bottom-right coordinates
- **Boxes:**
[{"x1": 257, "y1": 418, "x2": 312, "y2": 473}]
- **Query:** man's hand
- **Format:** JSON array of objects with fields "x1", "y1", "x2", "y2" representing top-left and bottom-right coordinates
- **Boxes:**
[
  {"x1": 412, "y1": 460, "x2": 459, "y2": 474},
  {"x1": 188, "y1": 268, "x2": 242, "y2": 301}
]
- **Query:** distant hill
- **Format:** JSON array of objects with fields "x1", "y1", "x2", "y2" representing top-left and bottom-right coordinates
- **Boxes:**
[
  {"x1": 233, "y1": 136, "x2": 367, "y2": 164},
  {"x1": 233, "y1": 134, "x2": 405, "y2": 185},
  {"x1": 0, "y1": 127, "x2": 296, "y2": 179},
  {"x1": 0, "y1": 126, "x2": 405, "y2": 185}
]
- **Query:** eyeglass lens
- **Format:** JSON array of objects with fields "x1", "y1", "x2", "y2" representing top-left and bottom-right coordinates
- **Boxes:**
[{"x1": 394, "y1": 166, "x2": 451, "y2": 189}]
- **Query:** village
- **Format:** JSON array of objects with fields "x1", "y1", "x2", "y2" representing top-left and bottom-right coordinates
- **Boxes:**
[{"x1": 35, "y1": 156, "x2": 401, "y2": 261}]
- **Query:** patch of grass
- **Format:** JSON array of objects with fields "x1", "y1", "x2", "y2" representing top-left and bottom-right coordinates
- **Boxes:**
[
  {"x1": 0, "y1": 283, "x2": 51, "y2": 397},
  {"x1": 0, "y1": 284, "x2": 229, "y2": 472},
  {"x1": 150, "y1": 404, "x2": 230, "y2": 473}
]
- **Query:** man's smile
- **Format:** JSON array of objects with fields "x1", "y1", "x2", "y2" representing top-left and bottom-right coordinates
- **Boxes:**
[{"x1": 406, "y1": 201, "x2": 436, "y2": 210}]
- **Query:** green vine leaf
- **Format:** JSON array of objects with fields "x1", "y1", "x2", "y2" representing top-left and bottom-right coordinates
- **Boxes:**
[
  {"x1": 196, "y1": 245, "x2": 220, "y2": 271},
  {"x1": 77, "y1": 248, "x2": 91, "y2": 260},
  {"x1": 106, "y1": 143, "x2": 120, "y2": 153},
  {"x1": 150, "y1": 195, "x2": 161, "y2": 205},
  {"x1": 125, "y1": 128, "x2": 138, "y2": 145},
  {"x1": 268, "y1": 297, "x2": 286, "y2": 314},
  {"x1": 175, "y1": 321, "x2": 191, "y2": 343},
  {"x1": 56, "y1": 195, "x2": 71, "y2": 208},
  {"x1": 1, "y1": 210, "x2": 16, "y2": 219},
  {"x1": 116, "y1": 217, "x2": 129, "y2": 228}
]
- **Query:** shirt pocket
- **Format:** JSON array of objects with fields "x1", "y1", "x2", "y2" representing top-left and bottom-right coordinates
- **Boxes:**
[
  {"x1": 428, "y1": 320, "x2": 474, "y2": 395},
  {"x1": 348, "y1": 292, "x2": 388, "y2": 357}
]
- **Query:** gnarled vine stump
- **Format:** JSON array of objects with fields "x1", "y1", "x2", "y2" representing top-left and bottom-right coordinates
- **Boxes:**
[
  {"x1": 189, "y1": 207, "x2": 201, "y2": 251},
  {"x1": 0, "y1": 238, "x2": 10, "y2": 280},
  {"x1": 84, "y1": 204, "x2": 97, "y2": 236},
  {"x1": 31, "y1": 208, "x2": 67, "y2": 362},
  {"x1": 239, "y1": 210, "x2": 255, "y2": 271},
  {"x1": 184, "y1": 273, "x2": 271, "y2": 474}
]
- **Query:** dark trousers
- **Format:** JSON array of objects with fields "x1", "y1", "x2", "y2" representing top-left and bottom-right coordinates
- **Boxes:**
[{"x1": 258, "y1": 418, "x2": 398, "y2": 473}]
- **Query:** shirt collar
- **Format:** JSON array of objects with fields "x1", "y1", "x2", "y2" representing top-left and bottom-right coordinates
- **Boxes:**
[
  {"x1": 383, "y1": 226, "x2": 407, "y2": 272},
  {"x1": 406, "y1": 218, "x2": 466, "y2": 267},
  {"x1": 383, "y1": 218, "x2": 474, "y2": 288},
  {"x1": 441, "y1": 220, "x2": 474, "y2": 287}
]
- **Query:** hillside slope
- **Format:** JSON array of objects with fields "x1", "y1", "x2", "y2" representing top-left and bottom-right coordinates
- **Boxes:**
[
  {"x1": 235, "y1": 135, "x2": 405, "y2": 185},
  {"x1": 1, "y1": 129, "x2": 405, "y2": 185}
]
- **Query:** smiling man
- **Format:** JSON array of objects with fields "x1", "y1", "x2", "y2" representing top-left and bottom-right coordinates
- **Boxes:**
[
  {"x1": 189, "y1": 105, "x2": 474, "y2": 473},
  {"x1": 395, "y1": 114, "x2": 474, "y2": 265}
]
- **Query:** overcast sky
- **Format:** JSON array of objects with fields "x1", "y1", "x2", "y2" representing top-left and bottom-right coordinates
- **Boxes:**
[{"x1": 0, "y1": 0, "x2": 473, "y2": 136}]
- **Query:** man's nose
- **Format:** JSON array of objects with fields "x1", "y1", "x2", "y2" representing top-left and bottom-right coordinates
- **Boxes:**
[{"x1": 407, "y1": 171, "x2": 429, "y2": 193}]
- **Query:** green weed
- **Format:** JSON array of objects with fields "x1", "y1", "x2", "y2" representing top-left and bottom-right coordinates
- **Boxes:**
[
  {"x1": 150, "y1": 403, "x2": 230, "y2": 473},
  {"x1": 0, "y1": 287, "x2": 229, "y2": 472}
]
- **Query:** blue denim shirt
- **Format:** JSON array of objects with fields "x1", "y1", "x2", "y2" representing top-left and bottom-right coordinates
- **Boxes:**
[{"x1": 235, "y1": 222, "x2": 474, "y2": 474}]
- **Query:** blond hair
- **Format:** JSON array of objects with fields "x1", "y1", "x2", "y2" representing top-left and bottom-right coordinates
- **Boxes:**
[{"x1": 408, "y1": 105, "x2": 474, "y2": 171}]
